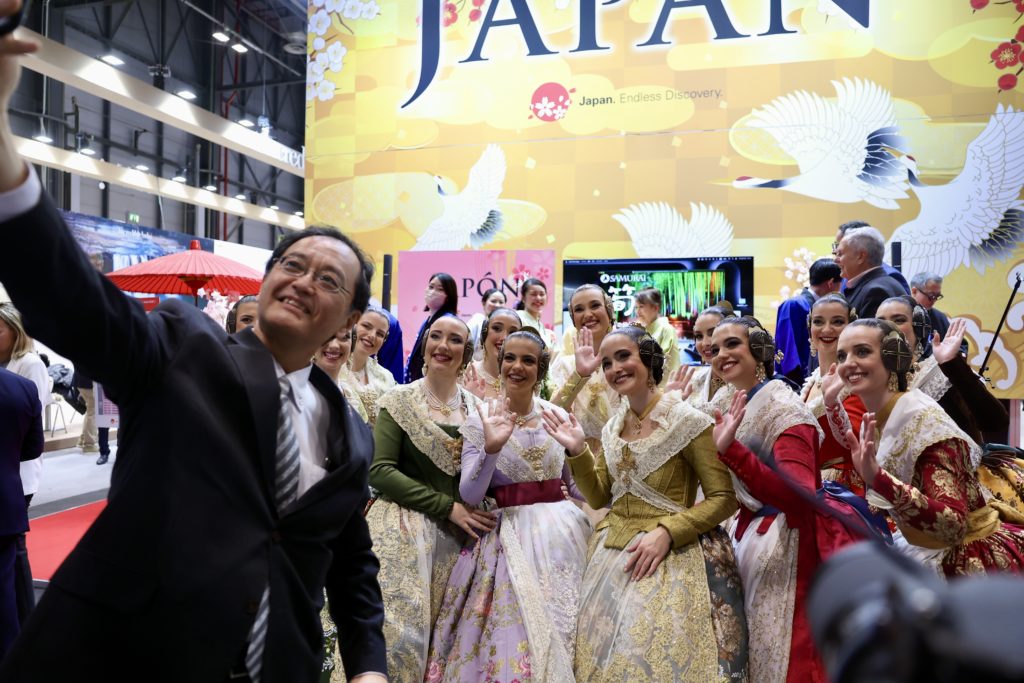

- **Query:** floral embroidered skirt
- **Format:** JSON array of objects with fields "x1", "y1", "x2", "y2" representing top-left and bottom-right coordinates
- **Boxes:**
[
  {"x1": 575, "y1": 526, "x2": 748, "y2": 682},
  {"x1": 732, "y1": 514, "x2": 798, "y2": 683},
  {"x1": 426, "y1": 499, "x2": 592, "y2": 682},
  {"x1": 366, "y1": 498, "x2": 464, "y2": 683}
]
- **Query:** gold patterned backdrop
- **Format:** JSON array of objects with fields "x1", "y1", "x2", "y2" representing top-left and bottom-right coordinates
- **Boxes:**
[{"x1": 305, "y1": 0, "x2": 1024, "y2": 396}]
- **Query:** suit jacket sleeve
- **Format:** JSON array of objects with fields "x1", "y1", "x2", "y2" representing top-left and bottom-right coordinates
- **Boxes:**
[
  {"x1": 939, "y1": 354, "x2": 1008, "y2": 433},
  {"x1": 0, "y1": 194, "x2": 171, "y2": 406},
  {"x1": 325, "y1": 507, "x2": 387, "y2": 678},
  {"x1": 21, "y1": 390, "x2": 43, "y2": 462}
]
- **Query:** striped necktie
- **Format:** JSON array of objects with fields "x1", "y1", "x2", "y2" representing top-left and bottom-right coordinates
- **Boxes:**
[{"x1": 244, "y1": 377, "x2": 301, "y2": 682}]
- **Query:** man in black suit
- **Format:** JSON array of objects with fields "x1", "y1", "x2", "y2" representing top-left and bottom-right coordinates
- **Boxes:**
[
  {"x1": 834, "y1": 226, "x2": 907, "y2": 319},
  {"x1": 0, "y1": 367, "x2": 42, "y2": 661},
  {"x1": 0, "y1": 15, "x2": 385, "y2": 683}
]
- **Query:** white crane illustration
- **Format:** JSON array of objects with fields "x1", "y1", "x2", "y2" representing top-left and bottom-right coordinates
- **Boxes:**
[
  {"x1": 612, "y1": 202, "x2": 734, "y2": 257},
  {"x1": 733, "y1": 78, "x2": 910, "y2": 209},
  {"x1": 411, "y1": 144, "x2": 506, "y2": 251},
  {"x1": 888, "y1": 104, "x2": 1024, "y2": 278}
]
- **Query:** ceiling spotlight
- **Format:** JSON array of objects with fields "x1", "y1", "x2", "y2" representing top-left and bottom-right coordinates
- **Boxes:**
[
  {"x1": 177, "y1": 89, "x2": 197, "y2": 101},
  {"x1": 238, "y1": 118, "x2": 255, "y2": 128},
  {"x1": 134, "y1": 163, "x2": 150, "y2": 172},
  {"x1": 100, "y1": 54, "x2": 125, "y2": 66},
  {"x1": 33, "y1": 120, "x2": 53, "y2": 144},
  {"x1": 203, "y1": 184, "x2": 218, "y2": 192},
  {"x1": 294, "y1": 210, "x2": 304, "y2": 217},
  {"x1": 230, "y1": 42, "x2": 248, "y2": 54},
  {"x1": 235, "y1": 193, "x2": 247, "y2": 200},
  {"x1": 269, "y1": 204, "x2": 280, "y2": 211},
  {"x1": 212, "y1": 31, "x2": 230, "y2": 43},
  {"x1": 76, "y1": 133, "x2": 96, "y2": 156},
  {"x1": 172, "y1": 174, "x2": 187, "y2": 183}
]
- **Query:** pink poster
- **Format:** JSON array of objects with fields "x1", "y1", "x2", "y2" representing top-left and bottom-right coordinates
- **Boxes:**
[{"x1": 397, "y1": 250, "x2": 555, "y2": 360}]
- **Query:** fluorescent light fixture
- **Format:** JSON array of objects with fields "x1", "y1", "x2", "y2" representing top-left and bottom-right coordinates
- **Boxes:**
[
  {"x1": 33, "y1": 133, "x2": 53, "y2": 143},
  {"x1": 294, "y1": 210, "x2": 303, "y2": 217},
  {"x1": 230, "y1": 43, "x2": 248, "y2": 54},
  {"x1": 212, "y1": 31, "x2": 230, "y2": 43},
  {"x1": 238, "y1": 118, "x2": 255, "y2": 128},
  {"x1": 134, "y1": 163, "x2": 150, "y2": 172},
  {"x1": 235, "y1": 193, "x2": 247, "y2": 200},
  {"x1": 100, "y1": 54, "x2": 125, "y2": 66},
  {"x1": 177, "y1": 89, "x2": 197, "y2": 101},
  {"x1": 269, "y1": 204, "x2": 279, "y2": 211},
  {"x1": 80, "y1": 147, "x2": 96, "y2": 156}
]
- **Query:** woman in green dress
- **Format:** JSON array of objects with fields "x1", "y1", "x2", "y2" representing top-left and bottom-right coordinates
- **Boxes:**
[{"x1": 366, "y1": 314, "x2": 494, "y2": 682}]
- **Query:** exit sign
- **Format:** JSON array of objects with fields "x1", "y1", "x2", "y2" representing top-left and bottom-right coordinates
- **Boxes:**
[{"x1": 126, "y1": 211, "x2": 141, "y2": 224}]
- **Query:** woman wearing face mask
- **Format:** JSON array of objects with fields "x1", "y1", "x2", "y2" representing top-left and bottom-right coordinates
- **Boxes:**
[
  {"x1": 426, "y1": 331, "x2": 591, "y2": 682},
  {"x1": 801, "y1": 294, "x2": 868, "y2": 495},
  {"x1": 347, "y1": 306, "x2": 397, "y2": 426},
  {"x1": 368, "y1": 315, "x2": 495, "y2": 682},
  {"x1": 461, "y1": 308, "x2": 521, "y2": 401},
  {"x1": 466, "y1": 288, "x2": 506, "y2": 349},
  {"x1": 632, "y1": 287, "x2": 681, "y2": 383},
  {"x1": 544, "y1": 325, "x2": 746, "y2": 682},
  {"x1": 709, "y1": 316, "x2": 849, "y2": 683},
  {"x1": 516, "y1": 278, "x2": 559, "y2": 358},
  {"x1": 405, "y1": 273, "x2": 459, "y2": 384},
  {"x1": 875, "y1": 296, "x2": 1007, "y2": 446},
  {"x1": 314, "y1": 326, "x2": 368, "y2": 423},
  {"x1": 838, "y1": 319, "x2": 1024, "y2": 576}
]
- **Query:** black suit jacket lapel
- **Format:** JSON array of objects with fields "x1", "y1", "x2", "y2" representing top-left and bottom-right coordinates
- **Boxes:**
[{"x1": 226, "y1": 329, "x2": 280, "y2": 505}]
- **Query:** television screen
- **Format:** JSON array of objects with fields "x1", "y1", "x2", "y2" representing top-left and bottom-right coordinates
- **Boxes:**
[{"x1": 561, "y1": 257, "x2": 755, "y2": 328}]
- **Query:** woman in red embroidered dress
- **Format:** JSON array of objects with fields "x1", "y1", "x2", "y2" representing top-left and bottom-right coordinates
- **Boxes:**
[
  {"x1": 711, "y1": 317, "x2": 862, "y2": 683},
  {"x1": 839, "y1": 319, "x2": 1024, "y2": 576}
]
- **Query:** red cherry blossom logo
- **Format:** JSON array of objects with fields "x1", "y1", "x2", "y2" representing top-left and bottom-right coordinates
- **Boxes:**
[
  {"x1": 529, "y1": 82, "x2": 575, "y2": 122},
  {"x1": 999, "y1": 72, "x2": 1019, "y2": 91}
]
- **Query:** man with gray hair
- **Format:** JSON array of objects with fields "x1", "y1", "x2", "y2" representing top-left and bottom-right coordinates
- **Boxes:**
[
  {"x1": 835, "y1": 219, "x2": 909, "y2": 294},
  {"x1": 834, "y1": 226, "x2": 907, "y2": 318}
]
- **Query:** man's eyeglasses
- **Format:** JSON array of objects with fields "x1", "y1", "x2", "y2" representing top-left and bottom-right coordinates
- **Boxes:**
[
  {"x1": 921, "y1": 292, "x2": 943, "y2": 302},
  {"x1": 271, "y1": 256, "x2": 348, "y2": 295}
]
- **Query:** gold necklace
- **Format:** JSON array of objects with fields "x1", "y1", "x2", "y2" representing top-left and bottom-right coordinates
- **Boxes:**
[
  {"x1": 425, "y1": 384, "x2": 461, "y2": 418},
  {"x1": 511, "y1": 400, "x2": 539, "y2": 427},
  {"x1": 477, "y1": 362, "x2": 501, "y2": 392},
  {"x1": 627, "y1": 392, "x2": 662, "y2": 435}
]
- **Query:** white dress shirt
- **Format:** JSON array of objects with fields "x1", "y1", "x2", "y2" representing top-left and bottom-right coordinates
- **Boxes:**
[{"x1": 274, "y1": 361, "x2": 329, "y2": 497}]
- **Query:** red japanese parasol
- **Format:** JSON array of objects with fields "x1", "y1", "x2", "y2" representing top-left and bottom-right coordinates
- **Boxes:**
[{"x1": 106, "y1": 240, "x2": 263, "y2": 305}]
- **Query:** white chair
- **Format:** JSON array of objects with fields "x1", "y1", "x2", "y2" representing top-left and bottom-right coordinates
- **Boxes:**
[{"x1": 46, "y1": 392, "x2": 68, "y2": 437}]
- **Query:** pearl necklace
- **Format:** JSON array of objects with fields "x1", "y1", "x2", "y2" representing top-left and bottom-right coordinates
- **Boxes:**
[
  {"x1": 511, "y1": 401, "x2": 539, "y2": 427},
  {"x1": 425, "y1": 384, "x2": 461, "y2": 418}
]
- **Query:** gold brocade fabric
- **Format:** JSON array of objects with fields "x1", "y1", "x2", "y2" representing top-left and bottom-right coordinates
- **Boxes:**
[
  {"x1": 568, "y1": 425, "x2": 736, "y2": 551},
  {"x1": 979, "y1": 457, "x2": 1024, "y2": 514},
  {"x1": 874, "y1": 390, "x2": 980, "y2": 485},
  {"x1": 378, "y1": 381, "x2": 480, "y2": 476},
  {"x1": 365, "y1": 499, "x2": 463, "y2": 683},
  {"x1": 603, "y1": 393, "x2": 714, "y2": 497},
  {"x1": 348, "y1": 357, "x2": 396, "y2": 426},
  {"x1": 574, "y1": 529, "x2": 727, "y2": 683}
]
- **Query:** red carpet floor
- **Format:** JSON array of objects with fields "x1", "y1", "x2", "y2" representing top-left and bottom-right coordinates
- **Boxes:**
[{"x1": 26, "y1": 501, "x2": 106, "y2": 581}]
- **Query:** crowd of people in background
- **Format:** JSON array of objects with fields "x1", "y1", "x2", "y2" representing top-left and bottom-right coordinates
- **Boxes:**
[{"x1": 4, "y1": 212, "x2": 1024, "y2": 681}]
